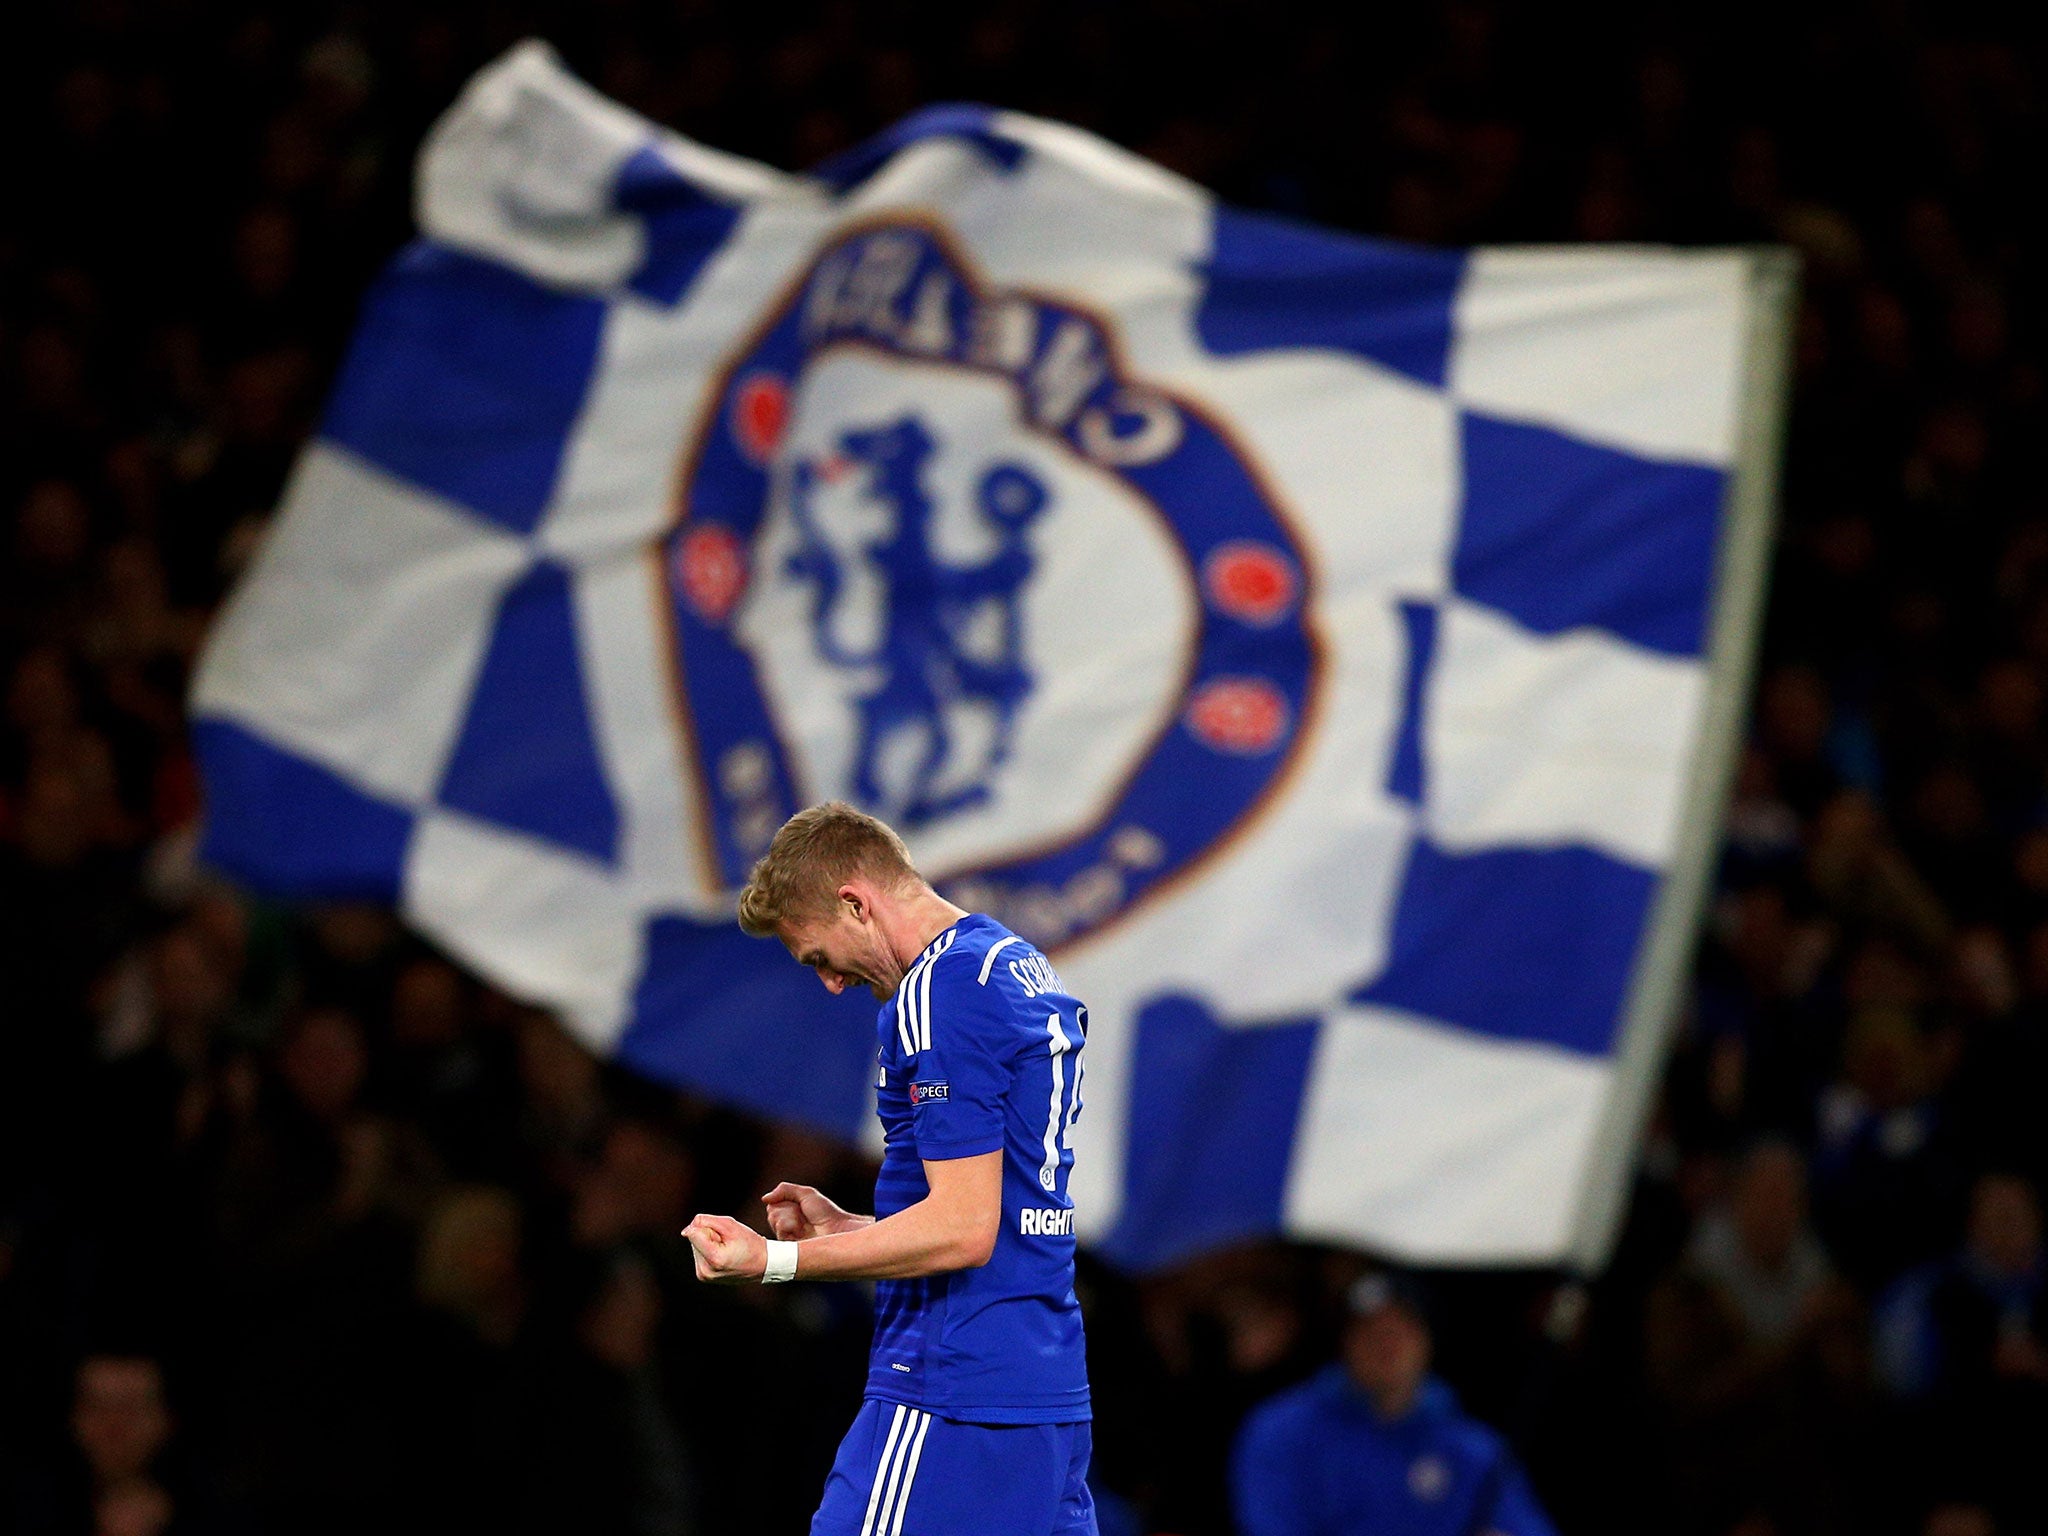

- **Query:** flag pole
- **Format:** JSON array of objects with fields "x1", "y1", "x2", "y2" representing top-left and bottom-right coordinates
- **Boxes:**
[{"x1": 1565, "y1": 244, "x2": 1801, "y2": 1272}]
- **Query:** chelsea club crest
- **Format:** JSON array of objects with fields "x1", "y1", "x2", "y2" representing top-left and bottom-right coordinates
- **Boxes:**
[{"x1": 660, "y1": 216, "x2": 1320, "y2": 951}]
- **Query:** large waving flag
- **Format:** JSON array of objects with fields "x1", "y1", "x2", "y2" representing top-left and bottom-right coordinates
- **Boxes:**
[{"x1": 191, "y1": 42, "x2": 1792, "y2": 1272}]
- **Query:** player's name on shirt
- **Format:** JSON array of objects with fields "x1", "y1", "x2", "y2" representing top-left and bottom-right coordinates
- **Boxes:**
[
  {"x1": 1019, "y1": 1207, "x2": 1076, "y2": 1237},
  {"x1": 1002, "y1": 949, "x2": 1065, "y2": 999}
]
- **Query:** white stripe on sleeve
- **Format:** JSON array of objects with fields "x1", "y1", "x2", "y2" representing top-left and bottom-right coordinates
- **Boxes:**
[
  {"x1": 915, "y1": 931, "x2": 954, "y2": 1051},
  {"x1": 894, "y1": 934, "x2": 951, "y2": 1057},
  {"x1": 977, "y1": 935, "x2": 1022, "y2": 984}
]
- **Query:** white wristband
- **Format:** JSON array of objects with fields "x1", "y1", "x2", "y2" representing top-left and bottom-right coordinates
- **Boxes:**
[{"x1": 762, "y1": 1240, "x2": 799, "y2": 1284}]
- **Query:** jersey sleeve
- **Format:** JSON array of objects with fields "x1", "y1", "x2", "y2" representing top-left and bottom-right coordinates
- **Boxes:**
[{"x1": 905, "y1": 949, "x2": 1017, "y2": 1162}]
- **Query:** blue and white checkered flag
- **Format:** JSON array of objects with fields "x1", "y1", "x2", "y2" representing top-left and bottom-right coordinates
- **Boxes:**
[{"x1": 191, "y1": 42, "x2": 1792, "y2": 1272}]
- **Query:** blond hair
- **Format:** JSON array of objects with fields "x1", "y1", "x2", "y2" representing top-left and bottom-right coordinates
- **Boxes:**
[{"x1": 736, "y1": 802, "x2": 920, "y2": 936}]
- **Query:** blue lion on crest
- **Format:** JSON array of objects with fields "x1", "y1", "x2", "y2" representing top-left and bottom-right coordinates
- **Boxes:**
[{"x1": 785, "y1": 416, "x2": 1050, "y2": 827}]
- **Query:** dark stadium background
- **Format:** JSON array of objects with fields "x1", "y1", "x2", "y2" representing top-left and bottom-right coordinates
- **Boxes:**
[{"x1": 3, "y1": 4, "x2": 2045, "y2": 1534}]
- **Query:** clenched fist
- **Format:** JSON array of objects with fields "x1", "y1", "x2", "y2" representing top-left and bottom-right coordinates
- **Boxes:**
[
  {"x1": 761, "y1": 1182, "x2": 871, "y2": 1241},
  {"x1": 681, "y1": 1213, "x2": 766, "y2": 1283}
]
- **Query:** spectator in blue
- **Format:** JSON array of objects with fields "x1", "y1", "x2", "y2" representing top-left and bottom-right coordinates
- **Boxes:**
[
  {"x1": 1874, "y1": 1172, "x2": 2048, "y2": 1528},
  {"x1": 1231, "y1": 1270, "x2": 1558, "y2": 1536},
  {"x1": 1877, "y1": 1172, "x2": 2046, "y2": 1401}
]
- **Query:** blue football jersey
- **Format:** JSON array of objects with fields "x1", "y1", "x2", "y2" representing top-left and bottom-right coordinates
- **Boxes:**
[{"x1": 866, "y1": 913, "x2": 1091, "y2": 1424}]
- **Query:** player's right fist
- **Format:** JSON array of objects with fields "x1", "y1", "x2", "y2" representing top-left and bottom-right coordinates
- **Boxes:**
[
  {"x1": 762, "y1": 1182, "x2": 862, "y2": 1240},
  {"x1": 681, "y1": 1213, "x2": 766, "y2": 1283}
]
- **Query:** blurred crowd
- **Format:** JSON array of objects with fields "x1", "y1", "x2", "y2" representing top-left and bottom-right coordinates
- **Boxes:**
[{"x1": 3, "y1": 3, "x2": 2046, "y2": 1535}]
